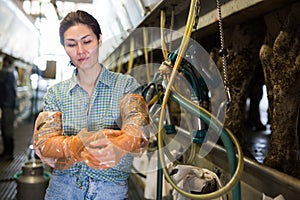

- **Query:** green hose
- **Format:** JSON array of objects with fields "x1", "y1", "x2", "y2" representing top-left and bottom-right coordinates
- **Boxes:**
[{"x1": 165, "y1": 90, "x2": 243, "y2": 199}]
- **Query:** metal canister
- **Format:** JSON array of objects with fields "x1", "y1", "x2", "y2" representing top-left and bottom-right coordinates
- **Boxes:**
[{"x1": 14, "y1": 160, "x2": 51, "y2": 200}]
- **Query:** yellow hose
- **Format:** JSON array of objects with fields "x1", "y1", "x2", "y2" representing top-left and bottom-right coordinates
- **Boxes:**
[
  {"x1": 160, "y1": 9, "x2": 168, "y2": 60},
  {"x1": 147, "y1": 94, "x2": 159, "y2": 107},
  {"x1": 117, "y1": 45, "x2": 125, "y2": 73},
  {"x1": 127, "y1": 37, "x2": 134, "y2": 73},
  {"x1": 160, "y1": 0, "x2": 196, "y2": 110},
  {"x1": 143, "y1": 27, "x2": 151, "y2": 83},
  {"x1": 110, "y1": 52, "x2": 116, "y2": 72}
]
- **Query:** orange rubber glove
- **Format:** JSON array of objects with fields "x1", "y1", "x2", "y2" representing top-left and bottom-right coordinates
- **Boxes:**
[
  {"x1": 80, "y1": 94, "x2": 150, "y2": 169},
  {"x1": 34, "y1": 94, "x2": 149, "y2": 170},
  {"x1": 104, "y1": 93, "x2": 150, "y2": 155},
  {"x1": 33, "y1": 112, "x2": 106, "y2": 170}
]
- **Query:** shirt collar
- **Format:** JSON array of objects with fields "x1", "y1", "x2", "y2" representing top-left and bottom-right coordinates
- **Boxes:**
[
  {"x1": 68, "y1": 65, "x2": 112, "y2": 94},
  {"x1": 68, "y1": 69, "x2": 79, "y2": 93},
  {"x1": 97, "y1": 65, "x2": 111, "y2": 87}
]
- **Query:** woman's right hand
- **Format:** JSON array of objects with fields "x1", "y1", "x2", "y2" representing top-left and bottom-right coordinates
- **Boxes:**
[{"x1": 80, "y1": 129, "x2": 127, "y2": 169}]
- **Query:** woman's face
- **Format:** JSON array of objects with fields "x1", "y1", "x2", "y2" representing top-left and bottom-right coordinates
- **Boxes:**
[{"x1": 63, "y1": 23, "x2": 101, "y2": 70}]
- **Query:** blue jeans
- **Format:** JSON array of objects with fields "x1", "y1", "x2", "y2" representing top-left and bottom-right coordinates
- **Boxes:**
[{"x1": 45, "y1": 170, "x2": 128, "y2": 200}]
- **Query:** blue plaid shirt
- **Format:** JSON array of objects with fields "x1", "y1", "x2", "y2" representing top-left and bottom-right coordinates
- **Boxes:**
[{"x1": 43, "y1": 66, "x2": 141, "y2": 188}]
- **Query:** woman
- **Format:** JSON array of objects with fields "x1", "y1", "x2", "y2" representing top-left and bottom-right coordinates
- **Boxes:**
[{"x1": 33, "y1": 10, "x2": 149, "y2": 200}]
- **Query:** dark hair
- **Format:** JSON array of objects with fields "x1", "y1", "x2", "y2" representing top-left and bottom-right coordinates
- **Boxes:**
[
  {"x1": 59, "y1": 10, "x2": 102, "y2": 46},
  {"x1": 3, "y1": 55, "x2": 13, "y2": 65}
]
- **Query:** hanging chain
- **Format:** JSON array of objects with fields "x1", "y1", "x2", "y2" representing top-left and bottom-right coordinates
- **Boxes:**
[
  {"x1": 216, "y1": 0, "x2": 232, "y2": 109},
  {"x1": 193, "y1": 0, "x2": 201, "y2": 30}
]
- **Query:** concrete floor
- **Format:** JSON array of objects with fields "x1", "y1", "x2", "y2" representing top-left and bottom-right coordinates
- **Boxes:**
[{"x1": 0, "y1": 118, "x2": 34, "y2": 200}]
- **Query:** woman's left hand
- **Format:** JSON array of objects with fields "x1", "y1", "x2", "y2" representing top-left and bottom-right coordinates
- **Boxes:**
[{"x1": 80, "y1": 130, "x2": 127, "y2": 169}]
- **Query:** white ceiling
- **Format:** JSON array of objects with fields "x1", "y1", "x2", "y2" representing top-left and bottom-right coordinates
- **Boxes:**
[{"x1": 0, "y1": 0, "x2": 161, "y2": 63}]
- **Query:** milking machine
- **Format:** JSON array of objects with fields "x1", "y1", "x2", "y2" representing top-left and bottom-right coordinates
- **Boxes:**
[{"x1": 141, "y1": 0, "x2": 244, "y2": 199}]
